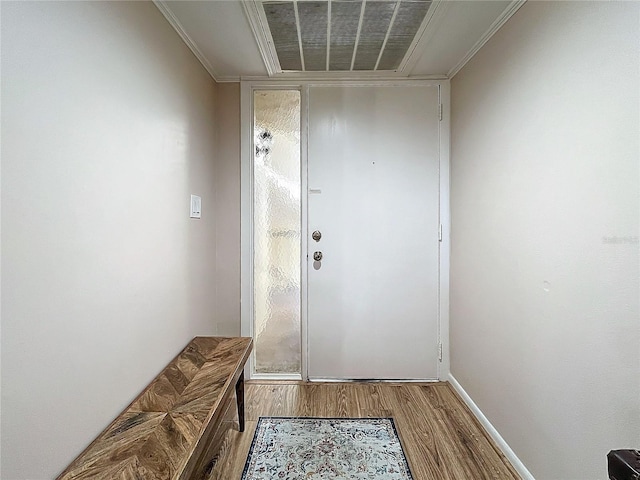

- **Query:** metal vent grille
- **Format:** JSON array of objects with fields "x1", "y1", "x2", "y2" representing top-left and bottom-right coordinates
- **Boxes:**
[{"x1": 262, "y1": 0, "x2": 432, "y2": 72}]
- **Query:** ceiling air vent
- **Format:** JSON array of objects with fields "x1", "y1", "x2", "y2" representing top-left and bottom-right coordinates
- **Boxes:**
[{"x1": 261, "y1": 0, "x2": 432, "y2": 72}]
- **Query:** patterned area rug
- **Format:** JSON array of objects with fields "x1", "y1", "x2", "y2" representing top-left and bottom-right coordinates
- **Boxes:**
[{"x1": 241, "y1": 417, "x2": 413, "y2": 479}]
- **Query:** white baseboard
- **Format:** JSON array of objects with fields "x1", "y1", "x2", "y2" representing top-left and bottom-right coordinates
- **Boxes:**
[{"x1": 448, "y1": 374, "x2": 535, "y2": 480}]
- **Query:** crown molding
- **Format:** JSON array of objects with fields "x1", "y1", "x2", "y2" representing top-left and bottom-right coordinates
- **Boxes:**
[
  {"x1": 216, "y1": 76, "x2": 242, "y2": 83},
  {"x1": 242, "y1": 1, "x2": 279, "y2": 76},
  {"x1": 153, "y1": 0, "x2": 221, "y2": 82},
  {"x1": 240, "y1": 73, "x2": 448, "y2": 82},
  {"x1": 447, "y1": 0, "x2": 527, "y2": 79},
  {"x1": 398, "y1": 0, "x2": 453, "y2": 75}
]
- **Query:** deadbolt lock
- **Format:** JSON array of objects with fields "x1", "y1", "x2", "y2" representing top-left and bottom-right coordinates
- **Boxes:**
[
  {"x1": 313, "y1": 251, "x2": 323, "y2": 261},
  {"x1": 312, "y1": 230, "x2": 322, "y2": 242}
]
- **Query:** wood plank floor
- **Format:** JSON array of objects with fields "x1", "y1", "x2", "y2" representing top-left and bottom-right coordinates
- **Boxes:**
[{"x1": 207, "y1": 382, "x2": 520, "y2": 480}]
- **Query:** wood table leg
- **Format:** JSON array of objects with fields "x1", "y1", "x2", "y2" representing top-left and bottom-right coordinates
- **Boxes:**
[{"x1": 235, "y1": 371, "x2": 245, "y2": 432}]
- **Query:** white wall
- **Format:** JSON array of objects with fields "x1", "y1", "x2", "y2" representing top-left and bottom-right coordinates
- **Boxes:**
[
  {"x1": 450, "y1": 2, "x2": 640, "y2": 479},
  {"x1": 1, "y1": 2, "x2": 222, "y2": 478}
]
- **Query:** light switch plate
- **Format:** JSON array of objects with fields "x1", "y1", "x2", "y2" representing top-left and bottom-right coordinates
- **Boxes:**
[{"x1": 190, "y1": 195, "x2": 201, "y2": 219}]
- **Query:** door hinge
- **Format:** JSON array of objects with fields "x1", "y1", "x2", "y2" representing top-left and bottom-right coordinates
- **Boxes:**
[
  {"x1": 438, "y1": 343, "x2": 443, "y2": 361},
  {"x1": 438, "y1": 104, "x2": 443, "y2": 121},
  {"x1": 438, "y1": 224, "x2": 443, "y2": 242}
]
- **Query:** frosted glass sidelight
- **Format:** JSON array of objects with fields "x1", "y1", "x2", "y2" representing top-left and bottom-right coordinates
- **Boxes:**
[{"x1": 253, "y1": 90, "x2": 301, "y2": 374}]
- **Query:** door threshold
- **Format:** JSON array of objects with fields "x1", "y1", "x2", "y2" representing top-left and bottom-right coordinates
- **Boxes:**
[
  {"x1": 248, "y1": 374, "x2": 302, "y2": 383},
  {"x1": 246, "y1": 378, "x2": 447, "y2": 386},
  {"x1": 308, "y1": 378, "x2": 442, "y2": 383}
]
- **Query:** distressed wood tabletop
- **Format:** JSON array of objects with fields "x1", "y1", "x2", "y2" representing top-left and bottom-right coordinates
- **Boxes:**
[{"x1": 57, "y1": 336, "x2": 252, "y2": 480}]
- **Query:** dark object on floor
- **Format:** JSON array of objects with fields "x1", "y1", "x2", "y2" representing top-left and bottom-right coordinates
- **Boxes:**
[{"x1": 608, "y1": 449, "x2": 640, "y2": 480}]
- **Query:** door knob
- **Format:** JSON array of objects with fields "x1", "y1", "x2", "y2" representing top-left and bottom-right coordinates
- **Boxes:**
[
  {"x1": 312, "y1": 230, "x2": 322, "y2": 242},
  {"x1": 313, "y1": 251, "x2": 323, "y2": 261}
]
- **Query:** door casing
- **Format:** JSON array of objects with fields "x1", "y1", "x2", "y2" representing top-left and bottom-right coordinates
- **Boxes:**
[{"x1": 240, "y1": 80, "x2": 451, "y2": 381}]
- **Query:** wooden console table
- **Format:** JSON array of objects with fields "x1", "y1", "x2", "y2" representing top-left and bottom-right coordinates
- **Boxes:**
[{"x1": 57, "y1": 336, "x2": 253, "y2": 480}]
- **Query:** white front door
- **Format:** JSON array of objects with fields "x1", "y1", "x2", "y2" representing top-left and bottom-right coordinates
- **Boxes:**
[{"x1": 307, "y1": 85, "x2": 441, "y2": 380}]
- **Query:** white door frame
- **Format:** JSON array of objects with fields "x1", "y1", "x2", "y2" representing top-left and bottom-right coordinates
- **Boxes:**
[{"x1": 240, "y1": 79, "x2": 451, "y2": 381}]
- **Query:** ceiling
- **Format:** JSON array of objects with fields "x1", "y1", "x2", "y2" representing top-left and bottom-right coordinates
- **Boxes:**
[{"x1": 155, "y1": 0, "x2": 524, "y2": 82}]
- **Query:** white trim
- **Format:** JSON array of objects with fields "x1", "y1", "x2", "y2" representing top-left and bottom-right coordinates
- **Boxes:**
[
  {"x1": 448, "y1": 374, "x2": 536, "y2": 480},
  {"x1": 216, "y1": 76, "x2": 242, "y2": 83},
  {"x1": 300, "y1": 85, "x2": 310, "y2": 381},
  {"x1": 438, "y1": 81, "x2": 451, "y2": 380},
  {"x1": 397, "y1": 0, "x2": 452, "y2": 75},
  {"x1": 241, "y1": 73, "x2": 448, "y2": 82},
  {"x1": 152, "y1": 0, "x2": 222, "y2": 81},
  {"x1": 251, "y1": 373, "x2": 302, "y2": 381},
  {"x1": 302, "y1": 80, "x2": 444, "y2": 88},
  {"x1": 242, "y1": 0, "x2": 280, "y2": 76},
  {"x1": 240, "y1": 83, "x2": 253, "y2": 379},
  {"x1": 448, "y1": 0, "x2": 527, "y2": 78}
]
